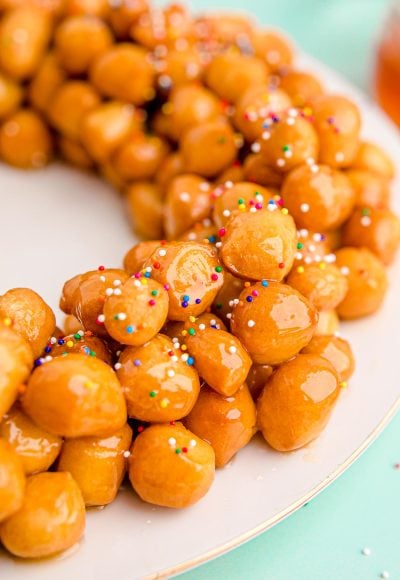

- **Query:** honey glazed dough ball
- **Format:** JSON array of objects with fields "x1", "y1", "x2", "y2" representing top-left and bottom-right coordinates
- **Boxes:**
[
  {"x1": 0, "y1": 109, "x2": 53, "y2": 169},
  {"x1": 335, "y1": 247, "x2": 388, "y2": 319},
  {"x1": 130, "y1": 3, "x2": 194, "y2": 49},
  {"x1": 302, "y1": 335, "x2": 355, "y2": 384},
  {"x1": 246, "y1": 363, "x2": 274, "y2": 401},
  {"x1": 0, "y1": 288, "x2": 56, "y2": 358},
  {"x1": 341, "y1": 207, "x2": 400, "y2": 265},
  {"x1": 0, "y1": 73, "x2": 23, "y2": 120},
  {"x1": 112, "y1": 131, "x2": 169, "y2": 181},
  {"x1": 0, "y1": 405, "x2": 62, "y2": 475},
  {"x1": 129, "y1": 423, "x2": 215, "y2": 509},
  {"x1": 108, "y1": 0, "x2": 148, "y2": 38},
  {"x1": 242, "y1": 152, "x2": 283, "y2": 188},
  {"x1": 28, "y1": 52, "x2": 66, "y2": 115},
  {"x1": 250, "y1": 29, "x2": 293, "y2": 71},
  {"x1": 286, "y1": 261, "x2": 348, "y2": 311},
  {"x1": 212, "y1": 181, "x2": 275, "y2": 228},
  {"x1": 117, "y1": 334, "x2": 200, "y2": 422},
  {"x1": 0, "y1": 471, "x2": 85, "y2": 559},
  {"x1": 315, "y1": 309, "x2": 339, "y2": 336},
  {"x1": 185, "y1": 383, "x2": 257, "y2": 467},
  {"x1": 351, "y1": 140, "x2": 395, "y2": 179},
  {"x1": 64, "y1": 0, "x2": 110, "y2": 18},
  {"x1": 58, "y1": 135, "x2": 94, "y2": 170},
  {"x1": 57, "y1": 423, "x2": 132, "y2": 506},
  {"x1": 281, "y1": 163, "x2": 355, "y2": 231},
  {"x1": 0, "y1": 321, "x2": 33, "y2": 419},
  {"x1": 103, "y1": 276, "x2": 169, "y2": 346},
  {"x1": 156, "y1": 46, "x2": 204, "y2": 89},
  {"x1": 155, "y1": 151, "x2": 185, "y2": 189},
  {"x1": 346, "y1": 169, "x2": 390, "y2": 209},
  {"x1": 259, "y1": 109, "x2": 319, "y2": 172},
  {"x1": 41, "y1": 331, "x2": 112, "y2": 364},
  {"x1": 126, "y1": 182, "x2": 164, "y2": 240},
  {"x1": 278, "y1": 69, "x2": 324, "y2": 108},
  {"x1": 123, "y1": 240, "x2": 163, "y2": 275},
  {"x1": 230, "y1": 281, "x2": 318, "y2": 365},
  {"x1": 220, "y1": 203, "x2": 297, "y2": 281},
  {"x1": 143, "y1": 241, "x2": 224, "y2": 321},
  {"x1": 178, "y1": 219, "x2": 217, "y2": 244},
  {"x1": 22, "y1": 354, "x2": 127, "y2": 438},
  {"x1": 257, "y1": 353, "x2": 340, "y2": 451},
  {"x1": 0, "y1": 439, "x2": 25, "y2": 523},
  {"x1": 311, "y1": 94, "x2": 361, "y2": 168},
  {"x1": 216, "y1": 161, "x2": 245, "y2": 186},
  {"x1": 212, "y1": 271, "x2": 245, "y2": 322}
]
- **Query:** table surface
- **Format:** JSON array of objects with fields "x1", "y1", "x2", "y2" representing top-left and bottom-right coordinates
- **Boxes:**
[{"x1": 178, "y1": 1, "x2": 400, "y2": 578}]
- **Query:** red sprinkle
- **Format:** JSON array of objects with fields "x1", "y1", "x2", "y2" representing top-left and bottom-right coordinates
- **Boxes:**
[
  {"x1": 252, "y1": 290, "x2": 259, "y2": 297},
  {"x1": 98, "y1": 265, "x2": 105, "y2": 271},
  {"x1": 218, "y1": 228, "x2": 226, "y2": 237},
  {"x1": 153, "y1": 262, "x2": 161, "y2": 269},
  {"x1": 164, "y1": 284, "x2": 170, "y2": 291},
  {"x1": 148, "y1": 299, "x2": 156, "y2": 306},
  {"x1": 278, "y1": 262, "x2": 285, "y2": 269},
  {"x1": 182, "y1": 447, "x2": 188, "y2": 453},
  {"x1": 137, "y1": 426, "x2": 144, "y2": 433},
  {"x1": 169, "y1": 421, "x2": 176, "y2": 426},
  {"x1": 211, "y1": 274, "x2": 218, "y2": 281}
]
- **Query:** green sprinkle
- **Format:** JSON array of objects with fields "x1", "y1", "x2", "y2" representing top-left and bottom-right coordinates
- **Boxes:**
[
  {"x1": 361, "y1": 208, "x2": 370, "y2": 216},
  {"x1": 217, "y1": 135, "x2": 226, "y2": 144},
  {"x1": 175, "y1": 448, "x2": 182, "y2": 454},
  {"x1": 151, "y1": 290, "x2": 158, "y2": 296},
  {"x1": 282, "y1": 144, "x2": 290, "y2": 152},
  {"x1": 149, "y1": 391, "x2": 157, "y2": 398},
  {"x1": 238, "y1": 198, "x2": 244, "y2": 205},
  {"x1": 215, "y1": 266, "x2": 222, "y2": 273},
  {"x1": 188, "y1": 328, "x2": 196, "y2": 336},
  {"x1": 89, "y1": 351, "x2": 96, "y2": 357},
  {"x1": 74, "y1": 334, "x2": 81, "y2": 340},
  {"x1": 297, "y1": 242, "x2": 303, "y2": 249},
  {"x1": 216, "y1": 303, "x2": 222, "y2": 309}
]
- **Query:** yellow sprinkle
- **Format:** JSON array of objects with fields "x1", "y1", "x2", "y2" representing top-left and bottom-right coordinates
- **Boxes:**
[
  {"x1": 304, "y1": 106, "x2": 313, "y2": 116},
  {"x1": 239, "y1": 204, "x2": 246, "y2": 211},
  {"x1": 189, "y1": 316, "x2": 196, "y2": 323},
  {"x1": 181, "y1": 344, "x2": 187, "y2": 351},
  {"x1": 3, "y1": 317, "x2": 12, "y2": 327},
  {"x1": 244, "y1": 282, "x2": 251, "y2": 288},
  {"x1": 160, "y1": 398, "x2": 169, "y2": 408},
  {"x1": 319, "y1": 262, "x2": 326, "y2": 270},
  {"x1": 340, "y1": 381, "x2": 347, "y2": 389},
  {"x1": 181, "y1": 330, "x2": 187, "y2": 337},
  {"x1": 141, "y1": 279, "x2": 148, "y2": 286},
  {"x1": 84, "y1": 380, "x2": 95, "y2": 390},
  {"x1": 281, "y1": 208, "x2": 289, "y2": 215},
  {"x1": 66, "y1": 340, "x2": 74, "y2": 348},
  {"x1": 273, "y1": 194, "x2": 281, "y2": 201},
  {"x1": 297, "y1": 266, "x2": 305, "y2": 274}
]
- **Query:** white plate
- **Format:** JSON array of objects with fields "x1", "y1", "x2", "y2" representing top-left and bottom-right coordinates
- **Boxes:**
[{"x1": 0, "y1": 54, "x2": 399, "y2": 580}]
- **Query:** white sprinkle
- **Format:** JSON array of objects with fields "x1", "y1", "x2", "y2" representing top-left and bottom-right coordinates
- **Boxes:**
[
  {"x1": 203, "y1": 218, "x2": 212, "y2": 227},
  {"x1": 181, "y1": 353, "x2": 189, "y2": 362},
  {"x1": 248, "y1": 320, "x2": 256, "y2": 327},
  {"x1": 306, "y1": 157, "x2": 315, "y2": 166},
  {"x1": 228, "y1": 346, "x2": 237, "y2": 354},
  {"x1": 250, "y1": 207, "x2": 257, "y2": 213},
  {"x1": 171, "y1": 355, "x2": 178, "y2": 362},
  {"x1": 299, "y1": 228, "x2": 308, "y2": 238},
  {"x1": 288, "y1": 107, "x2": 298, "y2": 117},
  {"x1": 262, "y1": 131, "x2": 271, "y2": 140},
  {"x1": 300, "y1": 203, "x2": 310, "y2": 213},
  {"x1": 310, "y1": 164, "x2": 319, "y2": 173},
  {"x1": 189, "y1": 439, "x2": 197, "y2": 447},
  {"x1": 380, "y1": 572, "x2": 390, "y2": 579},
  {"x1": 114, "y1": 288, "x2": 122, "y2": 296},
  {"x1": 50, "y1": 337, "x2": 57, "y2": 344},
  {"x1": 335, "y1": 151, "x2": 345, "y2": 162},
  {"x1": 216, "y1": 242, "x2": 222, "y2": 248},
  {"x1": 180, "y1": 191, "x2": 190, "y2": 202},
  {"x1": 105, "y1": 288, "x2": 114, "y2": 296},
  {"x1": 199, "y1": 323, "x2": 206, "y2": 330},
  {"x1": 117, "y1": 313, "x2": 127, "y2": 321},
  {"x1": 172, "y1": 337, "x2": 178, "y2": 343},
  {"x1": 97, "y1": 314, "x2": 105, "y2": 323},
  {"x1": 210, "y1": 319, "x2": 216, "y2": 325},
  {"x1": 361, "y1": 547, "x2": 371, "y2": 556},
  {"x1": 325, "y1": 253, "x2": 336, "y2": 263},
  {"x1": 313, "y1": 233, "x2": 323, "y2": 242},
  {"x1": 116, "y1": 350, "x2": 121, "y2": 356},
  {"x1": 188, "y1": 233, "x2": 196, "y2": 241},
  {"x1": 304, "y1": 256, "x2": 313, "y2": 264},
  {"x1": 251, "y1": 142, "x2": 261, "y2": 153},
  {"x1": 114, "y1": 363, "x2": 122, "y2": 370},
  {"x1": 296, "y1": 252, "x2": 303, "y2": 260},
  {"x1": 284, "y1": 149, "x2": 293, "y2": 159},
  {"x1": 167, "y1": 369, "x2": 175, "y2": 378},
  {"x1": 314, "y1": 254, "x2": 321, "y2": 262},
  {"x1": 225, "y1": 180, "x2": 234, "y2": 188},
  {"x1": 228, "y1": 300, "x2": 234, "y2": 307},
  {"x1": 44, "y1": 356, "x2": 52, "y2": 362},
  {"x1": 276, "y1": 158, "x2": 285, "y2": 167},
  {"x1": 223, "y1": 209, "x2": 231, "y2": 217},
  {"x1": 78, "y1": 330, "x2": 84, "y2": 337},
  {"x1": 226, "y1": 313, "x2": 232, "y2": 319},
  {"x1": 113, "y1": 279, "x2": 121, "y2": 286},
  {"x1": 99, "y1": 275, "x2": 106, "y2": 282},
  {"x1": 133, "y1": 280, "x2": 141, "y2": 287},
  {"x1": 145, "y1": 266, "x2": 152, "y2": 273},
  {"x1": 199, "y1": 181, "x2": 210, "y2": 192},
  {"x1": 159, "y1": 249, "x2": 167, "y2": 257},
  {"x1": 286, "y1": 117, "x2": 295, "y2": 125},
  {"x1": 309, "y1": 244, "x2": 316, "y2": 252},
  {"x1": 340, "y1": 266, "x2": 350, "y2": 276},
  {"x1": 233, "y1": 298, "x2": 240, "y2": 306},
  {"x1": 123, "y1": 450, "x2": 130, "y2": 458},
  {"x1": 361, "y1": 216, "x2": 371, "y2": 227},
  {"x1": 168, "y1": 437, "x2": 176, "y2": 446}
]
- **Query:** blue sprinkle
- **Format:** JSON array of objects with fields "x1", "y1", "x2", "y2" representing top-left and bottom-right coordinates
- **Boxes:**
[
  {"x1": 126, "y1": 325, "x2": 134, "y2": 333},
  {"x1": 187, "y1": 357, "x2": 194, "y2": 366},
  {"x1": 44, "y1": 346, "x2": 51, "y2": 353},
  {"x1": 134, "y1": 359, "x2": 141, "y2": 367},
  {"x1": 34, "y1": 358, "x2": 43, "y2": 366},
  {"x1": 261, "y1": 280, "x2": 269, "y2": 287},
  {"x1": 195, "y1": 298, "x2": 201, "y2": 304},
  {"x1": 144, "y1": 272, "x2": 151, "y2": 278},
  {"x1": 246, "y1": 296, "x2": 253, "y2": 302},
  {"x1": 182, "y1": 301, "x2": 189, "y2": 308},
  {"x1": 208, "y1": 235, "x2": 217, "y2": 243},
  {"x1": 58, "y1": 339, "x2": 64, "y2": 346},
  {"x1": 268, "y1": 199, "x2": 275, "y2": 205},
  {"x1": 183, "y1": 295, "x2": 190, "y2": 301}
]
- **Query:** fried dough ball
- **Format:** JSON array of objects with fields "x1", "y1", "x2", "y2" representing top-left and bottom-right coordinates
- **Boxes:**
[
  {"x1": 311, "y1": 95, "x2": 361, "y2": 168},
  {"x1": 55, "y1": 15, "x2": 112, "y2": 75},
  {"x1": 183, "y1": 321, "x2": 251, "y2": 396},
  {"x1": 342, "y1": 208, "x2": 400, "y2": 265},
  {"x1": 0, "y1": 0, "x2": 63, "y2": 16},
  {"x1": 205, "y1": 52, "x2": 268, "y2": 103},
  {"x1": 242, "y1": 152, "x2": 283, "y2": 188},
  {"x1": 0, "y1": 439, "x2": 25, "y2": 523},
  {"x1": 346, "y1": 169, "x2": 390, "y2": 209},
  {"x1": 143, "y1": 242, "x2": 224, "y2": 320},
  {"x1": 212, "y1": 181, "x2": 274, "y2": 228},
  {"x1": 185, "y1": 383, "x2": 256, "y2": 467},
  {"x1": 0, "y1": 288, "x2": 55, "y2": 358},
  {"x1": 246, "y1": 363, "x2": 274, "y2": 400},
  {"x1": 112, "y1": 132, "x2": 169, "y2": 181},
  {"x1": 0, "y1": 7, "x2": 51, "y2": 80},
  {"x1": 315, "y1": 309, "x2": 339, "y2": 336},
  {"x1": 335, "y1": 247, "x2": 388, "y2": 319},
  {"x1": 281, "y1": 163, "x2": 355, "y2": 230},
  {"x1": 278, "y1": 70, "x2": 324, "y2": 107},
  {"x1": 180, "y1": 119, "x2": 237, "y2": 178},
  {"x1": 220, "y1": 206, "x2": 297, "y2": 281},
  {"x1": 302, "y1": 335, "x2": 355, "y2": 383},
  {"x1": 251, "y1": 29, "x2": 293, "y2": 71},
  {"x1": 259, "y1": 110, "x2": 319, "y2": 172},
  {"x1": 155, "y1": 151, "x2": 185, "y2": 189},
  {"x1": 286, "y1": 262, "x2": 348, "y2": 311},
  {"x1": 28, "y1": 52, "x2": 66, "y2": 114},
  {"x1": 57, "y1": 423, "x2": 132, "y2": 506},
  {"x1": 63, "y1": 314, "x2": 84, "y2": 335},
  {"x1": 103, "y1": 277, "x2": 169, "y2": 346},
  {"x1": 213, "y1": 271, "x2": 245, "y2": 322},
  {"x1": 0, "y1": 109, "x2": 52, "y2": 169},
  {"x1": 294, "y1": 228, "x2": 333, "y2": 263},
  {"x1": 126, "y1": 181, "x2": 164, "y2": 239},
  {"x1": 22, "y1": 354, "x2": 127, "y2": 437},
  {"x1": 129, "y1": 423, "x2": 215, "y2": 508},
  {"x1": 257, "y1": 354, "x2": 339, "y2": 451},
  {"x1": 117, "y1": 334, "x2": 200, "y2": 422},
  {"x1": 58, "y1": 135, "x2": 94, "y2": 169},
  {"x1": 157, "y1": 46, "x2": 204, "y2": 89},
  {"x1": 48, "y1": 81, "x2": 101, "y2": 140},
  {"x1": 108, "y1": 0, "x2": 148, "y2": 38},
  {"x1": 0, "y1": 73, "x2": 23, "y2": 120},
  {"x1": 0, "y1": 322, "x2": 33, "y2": 419},
  {"x1": 0, "y1": 405, "x2": 62, "y2": 474},
  {"x1": 216, "y1": 161, "x2": 245, "y2": 185},
  {"x1": 231, "y1": 281, "x2": 318, "y2": 365},
  {"x1": 43, "y1": 331, "x2": 112, "y2": 364},
  {"x1": 351, "y1": 141, "x2": 395, "y2": 179},
  {"x1": 123, "y1": 240, "x2": 163, "y2": 275},
  {"x1": 0, "y1": 472, "x2": 85, "y2": 558},
  {"x1": 178, "y1": 219, "x2": 217, "y2": 244},
  {"x1": 195, "y1": 12, "x2": 254, "y2": 45},
  {"x1": 164, "y1": 174, "x2": 211, "y2": 239},
  {"x1": 90, "y1": 44, "x2": 155, "y2": 105},
  {"x1": 233, "y1": 85, "x2": 291, "y2": 143}
]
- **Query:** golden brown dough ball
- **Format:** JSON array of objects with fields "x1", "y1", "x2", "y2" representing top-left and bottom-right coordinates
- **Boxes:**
[
  {"x1": 0, "y1": 288, "x2": 55, "y2": 358},
  {"x1": 335, "y1": 247, "x2": 388, "y2": 319},
  {"x1": 0, "y1": 109, "x2": 52, "y2": 169},
  {"x1": 294, "y1": 228, "x2": 333, "y2": 264},
  {"x1": 205, "y1": 52, "x2": 268, "y2": 104},
  {"x1": 130, "y1": 3, "x2": 194, "y2": 49},
  {"x1": 213, "y1": 271, "x2": 245, "y2": 322},
  {"x1": 257, "y1": 354, "x2": 339, "y2": 451},
  {"x1": 108, "y1": 0, "x2": 148, "y2": 38},
  {"x1": 251, "y1": 29, "x2": 293, "y2": 71},
  {"x1": 178, "y1": 219, "x2": 217, "y2": 244},
  {"x1": 346, "y1": 169, "x2": 390, "y2": 209},
  {"x1": 57, "y1": 423, "x2": 132, "y2": 506},
  {"x1": 0, "y1": 73, "x2": 23, "y2": 120},
  {"x1": 0, "y1": 439, "x2": 25, "y2": 523},
  {"x1": 0, "y1": 471, "x2": 85, "y2": 558},
  {"x1": 0, "y1": 7, "x2": 51, "y2": 80},
  {"x1": 194, "y1": 12, "x2": 254, "y2": 45},
  {"x1": 216, "y1": 161, "x2": 245, "y2": 185},
  {"x1": 157, "y1": 46, "x2": 204, "y2": 89},
  {"x1": 302, "y1": 335, "x2": 355, "y2": 383},
  {"x1": 143, "y1": 241, "x2": 224, "y2": 320},
  {"x1": 212, "y1": 181, "x2": 274, "y2": 228},
  {"x1": 220, "y1": 206, "x2": 297, "y2": 281},
  {"x1": 129, "y1": 423, "x2": 215, "y2": 508},
  {"x1": 22, "y1": 354, "x2": 127, "y2": 437},
  {"x1": 230, "y1": 281, "x2": 318, "y2": 365},
  {"x1": 55, "y1": 15, "x2": 112, "y2": 74},
  {"x1": 117, "y1": 333, "x2": 200, "y2": 422},
  {"x1": 0, "y1": 405, "x2": 62, "y2": 474},
  {"x1": 246, "y1": 363, "x2": 274, "y2": 400},
  {"x1": 103, "y1": 277, "x2": 169, "y2": 346},
  {"x1": 64, "y1": 0, "x2": 110, "y2": 18},
  {"x1": 351, "y1": 141, "x2": 395, "y2": 179},
  {"x1": 164, "y1": 174, "x2": 211, "y2": 239},
  {"x1": 311, "y1": 94, "x2": 361, "y2": 168},
  {"x1": 80, "y1": 101, "x2": 142, "y2": 163},
  {"x1": 286, "y1": 262, "x2": 348, "y2": 311},
  {"x1": 342, "y1": 207, "x2": 400, "y2": 265},
  {"x1": 315, "y1": 309, "x2": 339, "y2": 336},
  {"x1": 28, "y1": 52, "x2": 66, "y2": 115},
  {"x1": 126, "y1": 181, "x2": 164, "y2": 239},
  {"x1": 123, "y1": 240, "x2": 163, "y2": 275},
  {"x1": 242, "y1": 152, "x2": 283, "y2": 188},
  {"x1": 90, "y1": 44, "x2": 155, "y2": 105},
  {"x1": 278, "y1": 69, "x2": 324, "y2": 107},
  {"x1": 0, "y1": 0, "x2": 63, "y2": 16},
  {"x1": 233, "y1": 85, "x2": 292, "y2": 142},
  {"x1": 180, "y1": 119, "x2": 237, "y2": 178},
  {"x1": 112, "y1": 132, "x2": 169, "y2": 181},
  {"x1": 58, "y1": 135, "x2": 94, "y2": 170},
  {"x1": 48, "y1": 81, "x2": 101, "y2": 140},
  {"x1": 259, "y1": 110, "x2": 319, "y2": 172},
  {"x1": 155, "y1": 151, "x2": 185, "y2": 189},
  {"x1": 281, "y1": 163, "x2": 355, "y2": 230},
  {"x1": 185, "y1": 383, "x2": 256, "y2": 467}
]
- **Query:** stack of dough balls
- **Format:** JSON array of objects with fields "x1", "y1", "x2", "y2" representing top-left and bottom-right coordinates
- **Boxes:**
[{"x1": 0, "y1": 0, "x2": 399, "y2": 562}]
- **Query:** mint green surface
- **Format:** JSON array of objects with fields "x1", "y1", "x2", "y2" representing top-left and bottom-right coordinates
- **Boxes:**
[{"x1": 178, "y1": 1, "x2": 400, "y2": 578}]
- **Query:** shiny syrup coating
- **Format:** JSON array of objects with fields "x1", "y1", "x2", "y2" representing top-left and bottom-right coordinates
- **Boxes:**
[
  {"x1": 302, "y1": 335, "x2": 355, "y2": 383},
  {"x1": 212, "y1": 181, "x2": 275, "y2": 228},
  {"x1": 286, "y1": 262, "x2": 348, "y2": 311},
  {"x1": 123, "y1": 240, "x2": 163, "y2": 275},
  {"x1": 346, "y1": 169, "x2": 390, "y2": 209},
  {"x1": 0, "y1": 438, "x2": 25, "y2": 523}
]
